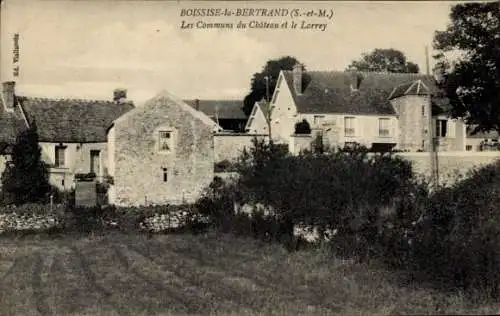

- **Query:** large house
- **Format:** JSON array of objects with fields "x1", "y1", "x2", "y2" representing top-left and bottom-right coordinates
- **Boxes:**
[
  {"x1": 246, "y1": 64, "x2": 467, "y2": 152},
  {"x1": 0, "y1": 81, "x2": 134, "y2": 190},
  {"x1": 184, "y1": 99, "x2": 247, "y2": 132},
  {"x1": 107, "y1": 91, "x2": 221, "y2": 206}
]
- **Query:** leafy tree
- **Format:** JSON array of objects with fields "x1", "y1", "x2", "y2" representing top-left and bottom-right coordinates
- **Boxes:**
[
  {"x1": 243, "y1": 56, "x2": 308, "y2": 116},
  {"x1": 433, "y1": 2, "x2": 500, "y2": 133},
  {"x1": 346, "y1": 48, "x2": 420, "y2": 73},
  {"x1": 1, "y1": 123, "x2": 51, "y2": 204}
]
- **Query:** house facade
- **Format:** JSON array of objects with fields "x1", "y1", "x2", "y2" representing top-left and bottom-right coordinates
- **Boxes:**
[
  {"x1": 0, "y1": 81, "x2": 134, "y2": 190},
  {"x1": 107, "y1": 91, "x2": 221, "y2": 207},
  {"x1": 247, "y1": 64, "x2": 466, "y2": 152}
]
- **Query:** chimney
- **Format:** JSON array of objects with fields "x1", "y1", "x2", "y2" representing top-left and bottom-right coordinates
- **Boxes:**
[
  {"x1": 113, "y1": 88, "x2": 127, "y2": 104},
  {"x1": 292, "y1": 63, "x2": 303, "y2": 95},
  {"x1": 2, "y1": 81, "x2": 16, "y2": 110},
  {"x1": 195, "y1": 99, "x2": 200, "y2": 111}
]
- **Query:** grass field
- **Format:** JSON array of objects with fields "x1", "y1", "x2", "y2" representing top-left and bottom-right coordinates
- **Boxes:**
[{"x1": 0, "y1": 231, "x2": 499, "y2": 316}]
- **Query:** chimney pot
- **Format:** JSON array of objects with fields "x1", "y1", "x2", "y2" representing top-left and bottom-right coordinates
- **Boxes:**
[
  {"x1": 2, "y1": 81, "x2": 16, "y2": 110},
  {"x1": 293, "y1": 63, "x2": 303, "y2": 95},
  {"x1": 113, "y1": 88, "x2": 127, "y2": 104}
]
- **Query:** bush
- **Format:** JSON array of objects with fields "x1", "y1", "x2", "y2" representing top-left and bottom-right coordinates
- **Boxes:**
[
  {"x1": 214, "y1": 160, "x2": 238, "y2": 172},
  {"x1": 294, "y1": 119, "x2": 311, "y2": 134},
  {"x1": 409, "y1": 161, "x2": 500, "y2": 297},
  {"x1": 1, "y1": 124, "x2": 51, "y2": 205},
  {"x1": 199, "y1": 139, "x2": 418, "y2": 255}
]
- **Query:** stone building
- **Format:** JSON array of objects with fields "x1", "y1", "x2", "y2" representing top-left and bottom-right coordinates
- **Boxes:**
[{"x1": 107, "y1": 90, "x2": 221, "y2": 206}]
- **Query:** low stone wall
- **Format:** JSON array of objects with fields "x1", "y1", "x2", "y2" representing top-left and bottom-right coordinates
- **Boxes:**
[
  {"x1": 0, "y1": 204, "x2": 209, "y2": 235},
  {"x1": 397, "y1": 151, "x2": 500, "y2": 185},
  {"x1": 0, "y1": 204, "x2": 64, "y2": 233},
  {"x1": 289, "y1": 134, "x2": 313, "y2": 155}
]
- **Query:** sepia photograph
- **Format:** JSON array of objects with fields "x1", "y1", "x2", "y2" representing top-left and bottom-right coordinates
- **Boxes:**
[{"x1": 0, "y1": 0, "x2": 499, "y2": 314}]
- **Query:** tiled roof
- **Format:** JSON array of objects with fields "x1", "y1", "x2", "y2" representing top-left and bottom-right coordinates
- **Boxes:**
[
  {"x1": 183, "y1": 100, "x2": 247, "y2": 120},
  {"x1": 0, "y1": 97, "x2": 29, "y2": 147},
  {"x1": 18, "y1": 97, "x2": 134, "y2": 143},
  {"x1": 389, "y1": 80, "x2": 431, "y2": 99},
  {"x1": 282, "y1": 70, "x2": 446, "y2": 115}
]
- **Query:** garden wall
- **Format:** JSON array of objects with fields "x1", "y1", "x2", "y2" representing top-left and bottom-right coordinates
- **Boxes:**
[
  {"x1": 213, "y1": 133, "x2": 269, "y2": 162},
  {"x1": 397, "y1": 151, "x2": 500, "y2": 185}
]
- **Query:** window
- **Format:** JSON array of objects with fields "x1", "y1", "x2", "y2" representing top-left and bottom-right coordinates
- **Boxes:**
[
  {"x1": 313, "y1": 115, "x2": 325, "y2": 125},
  {"x1": 421, "y1": 105, "x2": 425, "y2": 116},
  {"x1": 436, "y1": 119, "x2": 448, "y2": 137},
  {"x1": 162, "y1": 168, "x2": 168, "y2": 182},
  {"x1": 55, "y1": 145, "x2": 66, "y2": 167},
  {"x1": 250, "y1": 105, "x2": 258, "y2": 116},
  {"x1": 466, "y1": 145, "x2": 473, "y2": 151},
  {"x1": 344, "y1": 117, "x2": 355, "y2": 136},
  {"x1": 378, "y1": 118, "x2": 390, "y2": 137},
  {"x1": 276, "y1": 74, "x2": 282, "y2": 89},
  {"x1": 158, "y1": 131, "x2": 172, "y2": 152},
  {"x1": 246, "y1": 117, "x2": 254, "y2": 129},
  {"x1": 90, "y1": 150, "x2": 100, "y2": 174}
]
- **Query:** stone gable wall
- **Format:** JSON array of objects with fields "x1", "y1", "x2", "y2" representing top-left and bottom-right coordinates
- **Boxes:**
[{"x1": 112, "y1": 97, "x2": 215, "y2": 206}]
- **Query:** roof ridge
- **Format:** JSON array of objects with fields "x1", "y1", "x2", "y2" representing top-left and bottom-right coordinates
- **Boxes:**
[
  {"x1": 20, "y1": 95, "x2": 118, "y2": 104},
  {"x1": 286, "y1": 69, "x2": 430, "y2": 77}
]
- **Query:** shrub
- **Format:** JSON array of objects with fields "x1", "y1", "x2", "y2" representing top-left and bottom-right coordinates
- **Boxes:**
[
  {"x1": 1, "y1": 124, "x2": 51, "y2": 205},
  {"x1": 294, "y1": 119, "x2": 311, "y2": 134},
  {"x1": 201, "y1": 138, "x2": 418, "y2": 256},
  {"x1": 214, "y1": 159, "x2": 237, "y2": 172},
  {"x1": 410, "y1": 161, "x2": 500, "y2": 297}
]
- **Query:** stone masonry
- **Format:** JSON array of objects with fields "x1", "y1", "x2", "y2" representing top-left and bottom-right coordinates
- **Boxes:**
[
  {"x1": 110, "y1": 92, "x2": 216, "y2": 206},
  {"x1": 391, "y1": 95, "x2": 430, "y2": 151}
]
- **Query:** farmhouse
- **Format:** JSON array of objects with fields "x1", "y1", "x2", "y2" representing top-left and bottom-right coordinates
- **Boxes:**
[
  {"x1": 0, "y1": 81, "x2": 134, "y2": 190},
  {"x1": 246, "y1": 64, "x2": 467, "y2": 152},
  {"x1": 107, "y1": 90, "x2": 221, "y2": 206}
]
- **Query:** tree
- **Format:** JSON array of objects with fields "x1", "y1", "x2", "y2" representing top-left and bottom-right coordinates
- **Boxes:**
[
  {"x1": 243, "y1": 56, "x2": 308, "y2": 116},
  {"x1": 433, "y1": 2, "x2": 500, "y2": 133},
  {"x1": 346, "y1": 48, "x2": 420, "y2": 73},
  {"x1": 1, "y1": 122, "x2": 51, "y2": 204},
  {"x1": 294, "y1": 119, "x2": 311, "y2": 134}
]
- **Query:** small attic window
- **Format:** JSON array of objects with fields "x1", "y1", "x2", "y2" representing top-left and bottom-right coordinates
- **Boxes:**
[{"x1": 158, "y1": 131, "x2": 172, "y2": 153}]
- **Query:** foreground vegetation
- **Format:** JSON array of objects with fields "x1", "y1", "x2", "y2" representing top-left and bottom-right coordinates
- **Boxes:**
[
  {"x1": 2, "y1": 232, "x2": 500, "y2": 316},
  {"x1": 2, "y1": 136, "x2": 500, "y2": 314}
]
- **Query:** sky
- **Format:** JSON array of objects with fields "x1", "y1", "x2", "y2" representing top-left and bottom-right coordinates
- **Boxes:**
[{"x1": 0, "y1": 0, "x2": 458, "y2": 103}]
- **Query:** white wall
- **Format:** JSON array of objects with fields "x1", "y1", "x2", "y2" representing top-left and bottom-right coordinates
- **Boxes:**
[
  {"x1": 269, "y1": 72, "x2": 298, "y2": 144},
  {"x1": 296, "y1": 113, "x2": 398, "y2": 148},
  {"x1": 40, "y1": 141, "x2": 107, "y2": 190}
]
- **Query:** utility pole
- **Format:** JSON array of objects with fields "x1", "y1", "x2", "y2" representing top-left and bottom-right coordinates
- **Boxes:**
[
  {"x1": 425, "y1": 45, "x2": 430, "y2": 76},
  {"x1": 264, "y1": 75, "x2": 272, "y2": 140},
  {"x1": 428, "y1": 90, "x2": 439, "y2": 189}
]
